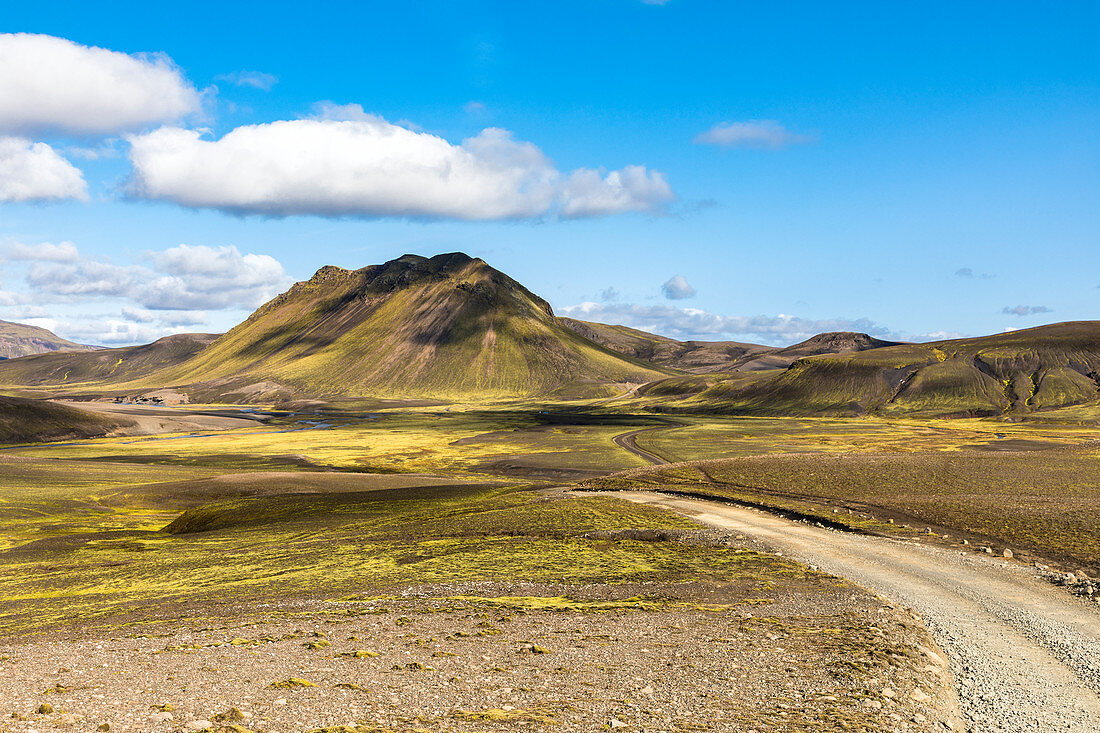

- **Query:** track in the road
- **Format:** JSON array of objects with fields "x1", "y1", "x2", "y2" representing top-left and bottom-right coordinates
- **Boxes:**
[
  {"x1": 613, "y1": 492, "x2": 1100, "y2": 733},
  {"x1": 610, "y1": 421, "x2": 681, "y2": 465}
]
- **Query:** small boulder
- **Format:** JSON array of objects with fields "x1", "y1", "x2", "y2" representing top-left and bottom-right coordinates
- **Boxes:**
[{"x1": 36, "y1": 703, "x2": 53, "y2": 715}]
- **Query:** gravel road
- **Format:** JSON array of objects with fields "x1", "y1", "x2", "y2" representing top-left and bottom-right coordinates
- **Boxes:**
[{"x1": 617, "y1": 492, "x2": 1100, "y2": 733}]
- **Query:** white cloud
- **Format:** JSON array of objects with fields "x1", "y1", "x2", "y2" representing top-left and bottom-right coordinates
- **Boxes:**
[
  {"x1": 2, "y1": 239, "x2": 80, "y2": 262},
  {"x1": 141, "y1": 244, "x2": 290, "y2": 310},
  {"x1": 126, "y1": 112, "x2": 674, "y2": 220},
  {"x1": 694, "y1": 120, "x2": 813, "y2": 149},
  {"x1": 215, "y1": 70, "x2": 278, "y2": 90},
  {"x1": 39, "y1": 316, "x2": 196, "y2": 346},
  {"x1": 0, "y1": 137, "x2": 87, "y2": 202},
  {"x1": 5, "y1": 242, "x2": 291, "y2": 311},
  {"x1": 0, "y1": 33, "x2": 201, "y2": 136},
  {"x1": 559, "y1": 166, "x2": 673, "y2": 218},
  {"x1": 560, "y1": 302, "x2": 889, "y2": 346},
  {"x1": 1002, "y1": 305, "x2": 1051, "y2": 317},
  {"x1": 661, "y1": 275, "x2": 695, "y2": 300}
]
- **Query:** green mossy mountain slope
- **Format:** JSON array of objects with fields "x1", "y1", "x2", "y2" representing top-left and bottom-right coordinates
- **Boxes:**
[
  {"x1": 645, "y1": 322, "x2": 1100, "y2": 416},
  {"x1": 145, "y1": 253, "x2": 671, "y2": 399}
]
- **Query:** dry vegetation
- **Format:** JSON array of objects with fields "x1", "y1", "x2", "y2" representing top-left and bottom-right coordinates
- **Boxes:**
[{"x1": 583, "y1": 444, "x2": 1100, "y2": 576}]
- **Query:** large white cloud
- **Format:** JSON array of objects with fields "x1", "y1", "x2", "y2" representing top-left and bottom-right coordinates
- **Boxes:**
[
  {"x1": 0, "y1": 33, "x2": 201, "y2": 136},
  {"x1": 126, "y1": 108, "x2": 674, "y2": 220},
  {"x1": 560, "y1": 302, "x2": 890, "y2": 346},
  {"x1": 0, "y1": 137, "x2": 87, "y2": 202}
]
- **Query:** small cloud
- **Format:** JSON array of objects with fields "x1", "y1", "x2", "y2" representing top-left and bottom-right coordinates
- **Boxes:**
[
  {"x1": 694, "y1": 120, "x2": 813, "y2": 149},
  {"x1": 600, "y1": 286, "x2": 620, "y2": 302},
  {"x1": 65, "y1": 139, "x2": 121, "y2": 160},
  {"x1": 1002, "y1": 305, "x2": 1052, "y2": 317},
  {"x1": 2, "y1": 239, "x2": 80, "y2": 262},
  {"x1": 215, "y1": 70, "x2": 278, "y2": 91},
  {"x1": 463, "y1": 100, "x2": 486, "y2": 115},
  {"x1": 955, "y1": 267, "x2": 993, "y2": 279},
  {"x1": 661, "y1": 275, "x2": 695, "y2": 300}
]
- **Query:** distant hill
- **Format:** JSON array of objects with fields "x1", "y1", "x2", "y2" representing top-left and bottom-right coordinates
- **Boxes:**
[
  {"x1": 0, "y1": 320, "x2": 96, "y2": 359},
  {"x1": 0, "y1": 333, "x2": 218, "y2": 389},
  {"x1": 561, "y1": 319, "x2": 897, "y2": 373},
  {"x1": 137, "y1": 253, "x2": 671, "y2": 400},
  {"x1": 643, "y1": 322, "x2": 1100, "y2": 417},
  {"x1": 0, "y1": 395, "x2": 132, "y2": 443}
]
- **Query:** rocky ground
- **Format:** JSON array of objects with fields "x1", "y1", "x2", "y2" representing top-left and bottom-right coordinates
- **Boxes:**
[
  {"x1": 618, "y1": 494, "x2": 1100, "y2": 733},
  {"x1": 0, "y1": 582, "x2": 959, "y2": 733}
]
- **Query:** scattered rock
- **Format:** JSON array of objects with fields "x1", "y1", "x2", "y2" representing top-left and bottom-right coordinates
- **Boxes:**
[
  {"x1": 36, "y1": 704, "x2": 53, "y2": 715},
  {"x1": 518, "y1": 643, "x2": 550, "y2": 654},
  {"x1": 1002, "y1": 549, "x2": 1013, "y2": 559},
  {"x1": 609, "y1": 719, "x2": 628, "y2": 729},
  {"x1": 269, "y1": 678, "x2": 316, "y2": 689},
  {"x1": 212, "y1": 708, "x2": 249, "y2": 723}
]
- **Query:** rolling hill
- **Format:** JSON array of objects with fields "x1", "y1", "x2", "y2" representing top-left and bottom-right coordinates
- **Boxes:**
[
  {"x1": 643, "y1": 322, "x2": 1100, "y2": 417},
  {"x1": 561, "y1": 318, "x2": 899, "y2": 373},
  {"x1": 0, "y1": 395, "x2": 133, "y2": 443},
  {"x1": 131, "y1": 253, "x2": 673, "y2": 400},
  {"x1": 0, "y1": 320, "x2": 97, "y2": 359},
  {"x1": 0, "y1": 333, "x2": 219, "y2": 391}
]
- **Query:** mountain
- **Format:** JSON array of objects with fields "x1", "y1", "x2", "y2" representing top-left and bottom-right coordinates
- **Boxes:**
[
  {"x1": 135, "y1": 253, "x2": 673, "y2": 400},
  {"x1": 0, "y1": 395, "x2": 132, "y2": 443},
  {"x1": 643, "y1": 322, "x2": 1100, "y2": 417},
  {"x1": 561, "y1": 319, "x2": 897, "y2": 373},
  {"x1": 0, "y1": 320, "x2": 96, "y2": 359},
  {"x1": 0, "y1": 333, "x2": 219, "y2": 390}
]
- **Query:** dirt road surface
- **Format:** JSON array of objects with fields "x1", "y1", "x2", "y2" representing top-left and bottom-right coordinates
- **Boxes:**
[
  {"x1": 611, "y1": 421, "x2": 681, "y2": 464},
  {"x1": 615, "y1": 492, "x2": 1100, "y2": 733}
]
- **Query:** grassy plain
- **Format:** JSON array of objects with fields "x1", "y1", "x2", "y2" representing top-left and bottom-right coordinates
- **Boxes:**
[
  {"x1": 0, "y1": 475, "x2": 823, "y2": 636},
  {"x1": 628, "y1": 414, "x2": 1100, "y2": 463},
  {"x1": 2, "y1": 399, "x2": 1097, "y2": 637},
  {"x1": 585, "y1": 443, "x2": 1100, "y2": 575}
]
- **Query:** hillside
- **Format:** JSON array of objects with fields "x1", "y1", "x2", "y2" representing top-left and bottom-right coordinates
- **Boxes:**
[
  {"x1": 0, "y1": 395, "x2": 132, "y2": 443},
  {"x1": 645, "y1": 322, "x2": 1100, "y2": 417},
  {"x1": 561, "y1": 318, "x2": 896, "y2": 373},
  {"x1": 0, "y1": 333, "x2": 219, "y2": 390},
  {"x1": 140, "y1": 253, "x2": 672, "y2": 400},
  {"x1": 0, "y1": 320, "x2": 96, "y2": 359}
]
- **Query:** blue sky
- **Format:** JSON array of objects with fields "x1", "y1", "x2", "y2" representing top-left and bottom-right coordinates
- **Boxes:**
[{"x1": 0, "y1": 1, "x2": 1096, "y2": 346}]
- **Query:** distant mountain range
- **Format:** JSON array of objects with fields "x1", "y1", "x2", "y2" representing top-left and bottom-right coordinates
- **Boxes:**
[
  {"x1": 0, "y1": 253, "x2": 1096, "y2": 417},
  {"x1": 0, "y1": 319, "x2": 97, "y2": 359}
]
